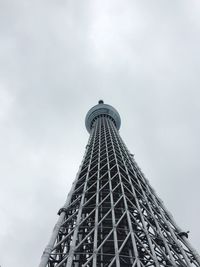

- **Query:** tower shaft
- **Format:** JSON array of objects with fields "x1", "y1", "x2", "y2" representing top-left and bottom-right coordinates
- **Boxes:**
[{"x1": 39, "y1": 102, "x2": 200, "y2": 267}]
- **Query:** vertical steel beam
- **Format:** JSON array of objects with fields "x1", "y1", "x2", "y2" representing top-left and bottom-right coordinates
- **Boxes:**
[
  {"x1": 39, "y1": 132, "x2": 94, "y2": 267},
  {"x1": 105, "y1": 118, "x2": 141, "y2": 267},
  {"x1": 66, "y1": 124, "x2": 98, "y2": 267},
  {"x1": 103, "y1": 117, "x2": 120, "y2": 267},
  {"x1": 92, "y1": 117, "x2": 101, "y2": 267}
]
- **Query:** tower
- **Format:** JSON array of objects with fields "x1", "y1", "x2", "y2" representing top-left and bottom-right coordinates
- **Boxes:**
[{"x1": 39, "y1": 101, "x2": 200, "y2": 267}]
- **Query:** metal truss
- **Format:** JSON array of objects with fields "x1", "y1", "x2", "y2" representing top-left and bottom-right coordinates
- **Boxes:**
[{"x1": 39, "y1": 114, "x2": 200, "y2": 267}]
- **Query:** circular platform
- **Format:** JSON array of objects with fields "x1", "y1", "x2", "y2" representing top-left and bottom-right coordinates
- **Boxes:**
[{"x1": 85, "y1": 100, "x2": 121, "y2": 133}]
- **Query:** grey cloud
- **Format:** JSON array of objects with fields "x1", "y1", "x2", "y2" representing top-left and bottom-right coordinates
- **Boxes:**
[{"x1": 0, "y1": 1, "x2": 200, "y2": 266}]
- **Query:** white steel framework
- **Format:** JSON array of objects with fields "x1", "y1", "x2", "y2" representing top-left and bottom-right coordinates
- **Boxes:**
[{"x1": 39, "y1": 101, "x2": 200, "y2": 267}]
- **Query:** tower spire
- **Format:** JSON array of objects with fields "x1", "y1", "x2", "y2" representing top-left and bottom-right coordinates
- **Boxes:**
[{"x1": 39, "y1": 102, "x2": 200, "y2": 267}]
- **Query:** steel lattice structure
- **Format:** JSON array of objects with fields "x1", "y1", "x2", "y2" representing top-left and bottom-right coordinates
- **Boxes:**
[{"x1": 39, "y1": 101, "x2": 200, "y2": 267}]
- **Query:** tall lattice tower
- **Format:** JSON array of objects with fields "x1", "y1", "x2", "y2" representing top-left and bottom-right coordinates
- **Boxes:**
[{"x1": 39, "y1": 101, "x2": 200, "y2": 267}]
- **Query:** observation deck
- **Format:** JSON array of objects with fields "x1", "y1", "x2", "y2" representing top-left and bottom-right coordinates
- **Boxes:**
[{"x1": 85, "y1": 100, "x2": 121, "y2": 133}]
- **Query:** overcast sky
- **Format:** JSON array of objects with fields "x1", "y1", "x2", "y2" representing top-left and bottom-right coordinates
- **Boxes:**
[{"x1": 0, "y1": 1, "x2": 200, "y2": 266}]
